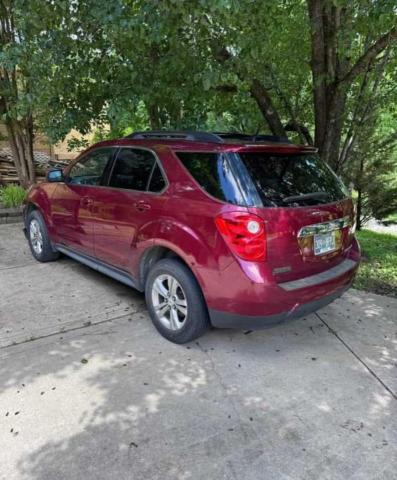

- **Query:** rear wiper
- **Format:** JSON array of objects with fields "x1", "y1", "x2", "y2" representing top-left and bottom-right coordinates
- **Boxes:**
[{"x1": 282, "y1": 192, "x2": 331, "y2": 203}]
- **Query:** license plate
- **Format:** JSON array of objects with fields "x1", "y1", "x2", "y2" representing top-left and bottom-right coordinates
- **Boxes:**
[{"x1": 313, "y1": 231, "x2": 336, "y2": 255}]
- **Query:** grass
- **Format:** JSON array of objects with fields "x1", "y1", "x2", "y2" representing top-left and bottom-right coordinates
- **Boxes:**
[
  {"x1": 355, "y1": 229, "x2": 397, "y2": 297},
  {"x1": 0, "y1": 184, "x2": 26, "y2": 208}
]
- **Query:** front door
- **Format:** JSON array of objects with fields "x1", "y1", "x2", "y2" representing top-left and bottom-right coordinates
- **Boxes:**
[
  {"x1": 51, "y1": 147, "x2": 115, "y2": 256},
  {"x1": 92, "y1": 147, "x2": 168, "y2": 270}
]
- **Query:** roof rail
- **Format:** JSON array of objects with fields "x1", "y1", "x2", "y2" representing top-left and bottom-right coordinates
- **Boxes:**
[
  {"x1": 213, "y1": 132, "x2": 292, "y2": 144},
  {"x1": 126, "y1": 131, "x2": 224, "y2": 143},
  {"x1": 125, "y1": 130, "x2": 292, "y2": 144}
]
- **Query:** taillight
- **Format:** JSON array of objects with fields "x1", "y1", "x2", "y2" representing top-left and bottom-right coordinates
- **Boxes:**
[{"x1": 215, "y1": 212, "x2": 266, "y2": 261}]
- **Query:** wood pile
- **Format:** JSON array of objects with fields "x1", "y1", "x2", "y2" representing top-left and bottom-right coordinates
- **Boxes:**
[{"x1": 0, "y1": 148, "x2": 70, "y2": 185}]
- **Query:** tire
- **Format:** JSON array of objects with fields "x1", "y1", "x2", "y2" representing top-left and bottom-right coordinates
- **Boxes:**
[
  {"x1": 145, "y1": 258, "x2": 210, "y2": 344},
  {"x1": 27, "y1": 210, "x2": 60, "y2": 262}
]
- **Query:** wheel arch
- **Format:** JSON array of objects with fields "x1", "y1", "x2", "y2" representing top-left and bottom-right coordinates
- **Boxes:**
[
  {"x1": 139, "y1": 245, "x2": 190, "y2": 285},
  {"x1": 24, "y1": 201, "x2": 38, "y2": 221},
  {"x1": 138, "y1": 243, "x2": 205, "y2": 294}
]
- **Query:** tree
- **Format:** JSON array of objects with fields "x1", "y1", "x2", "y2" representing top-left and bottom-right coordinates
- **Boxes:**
[
  {"x1": 306, "y1": 0, "x2": 396, "y2": 168},
  {"x1": 10, "y1": 0, "x2": 397, "y2": 194},
  {"x1": 0, "y1": 0, "x2": 35, "y2": 187},
  {"x1": 193, "y1": 0, "x2": 397, "y2": 168}
]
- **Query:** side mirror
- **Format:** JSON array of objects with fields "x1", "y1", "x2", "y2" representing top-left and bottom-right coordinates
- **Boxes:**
[{"x1": 47, "y1": 168, "x2": 64, "y2": 183}]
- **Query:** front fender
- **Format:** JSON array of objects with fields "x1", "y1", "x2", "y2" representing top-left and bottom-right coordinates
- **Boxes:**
[{"x1": 25, "y1": 184, "x2": 58, "y2": 236}]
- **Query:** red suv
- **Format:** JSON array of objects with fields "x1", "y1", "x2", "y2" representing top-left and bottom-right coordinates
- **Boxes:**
[{"x1": 24, "y1": 131, "x2": 360, "y2": 343}]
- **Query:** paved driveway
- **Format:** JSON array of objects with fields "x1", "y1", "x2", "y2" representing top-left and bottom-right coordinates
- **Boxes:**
[{"x1": 0, "y1": 223, "x2": 396, "y2": 480}]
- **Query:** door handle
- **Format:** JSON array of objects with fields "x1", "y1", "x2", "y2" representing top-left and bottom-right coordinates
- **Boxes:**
[{"x1": 134, "y1": 201, "x2": 151, "y2": 212}]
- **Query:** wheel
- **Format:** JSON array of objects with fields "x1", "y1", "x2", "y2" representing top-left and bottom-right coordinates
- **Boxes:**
[
  {"x1": 145, "y1": 258, "x2": 210, "y2": 344},
  {"x1": 27, "y1": 210, "x2": 60, "y2": 262}
]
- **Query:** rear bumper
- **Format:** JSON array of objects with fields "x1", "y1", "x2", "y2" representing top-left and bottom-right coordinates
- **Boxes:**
[
  {"x1": 200, "y1": 239, "x2": 360, "y2": 329},
  {"x1": 209, "y1": 283, "x2": 350, "y2": 329}
]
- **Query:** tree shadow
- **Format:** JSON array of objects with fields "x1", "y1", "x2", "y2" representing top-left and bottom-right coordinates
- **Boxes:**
[{"x1": 1, "y1": 300, "x2": 395, "y2": 479}]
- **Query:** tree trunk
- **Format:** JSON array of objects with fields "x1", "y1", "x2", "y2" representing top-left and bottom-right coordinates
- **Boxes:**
[
  {"x1": 5, "y1": 118, "x2": 36, "y2": 188},
  {"x1": 307, "y1": 0, "x2": 328, "y2": 149},
  {"x1": 356, "y1": 187, "x2": 362, "y2": 231},
  {"x1": 355, "y1": 156, "x2": 364, "y2": 230},
  {"x1": 307, "y1": 1, "x2": 347, "y2": 167},
  {"x1": 321, "y1": 88, "x2": 347, "y2": 170},
  {"x1": 148, "y1": 104, "x2": 162, "y2": 130}
]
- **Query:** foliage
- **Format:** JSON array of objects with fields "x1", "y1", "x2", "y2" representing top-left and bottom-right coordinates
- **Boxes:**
[
  {"x1": 0, "y1": 184, "x2": 26, "y2": 208},
  {"x1": 2, "y1": 0, "x2": 396, "y2": 214},
  {"x1": 66, "y1": 137, "x2": 90, "y2": 152},
  {"x1": 342, "y1": 101, "x2": 397, "y2": 227},
  {"x1": 355, "y1": 230, "x2": 397, "y2": 297},
  {"x1": 0, "y1": 0, "x2": 37, "y2": 186}
]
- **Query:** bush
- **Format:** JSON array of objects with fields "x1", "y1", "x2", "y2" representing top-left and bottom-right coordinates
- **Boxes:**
[{"x1": 0, "y1": 184, "x2": 26, "y2": 208}]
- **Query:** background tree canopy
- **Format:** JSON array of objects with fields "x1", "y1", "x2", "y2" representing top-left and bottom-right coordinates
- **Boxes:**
[{"x1": 1, "y1": 0, "x2": 396, "y2": 226}]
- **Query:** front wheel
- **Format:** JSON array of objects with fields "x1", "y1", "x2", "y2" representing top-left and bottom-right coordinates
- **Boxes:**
[
  {"x1": 27, "y1": 210, "x2": 59, "y2": 262},
  {"x1": 145, "y1": 258, "x2": 210, "y2": 344}
]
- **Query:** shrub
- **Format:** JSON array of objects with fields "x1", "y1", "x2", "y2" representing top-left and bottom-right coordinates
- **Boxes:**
[{"x1": 0, "y1": 184, "x2": 27, "y2": 208}]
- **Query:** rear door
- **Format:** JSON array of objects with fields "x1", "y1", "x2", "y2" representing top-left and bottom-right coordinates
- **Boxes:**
[
  {"x1": 51, "y1": 147, "x2": 115, "y2": 256},
  {"x1": 237, "y1": 152, "x2": 355, "y2": 282},
  {"x1": 92, "y1": 147, "x2": 168, "y2": 270}
]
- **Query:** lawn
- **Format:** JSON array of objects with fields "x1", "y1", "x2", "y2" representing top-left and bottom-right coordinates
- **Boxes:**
[{"x1": 354, "y1": 229, "x2": 397, "y2": 297}]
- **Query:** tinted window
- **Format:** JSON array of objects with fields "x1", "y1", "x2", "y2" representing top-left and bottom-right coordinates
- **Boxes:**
[
  {"x1": 177, "y1": 152, "x2": 246, "y2": 205},
  {"x1": 148, "y1": 163, "x2": 166, "y2": 192},
  {"x1": 238, "y1": 153, "x2": 349, "y2": 207},
  {"x1": 109, "y1": 148, "x2": 155, "y2": 191},
  {"x1": 68, "y1": 149, "x2": 113, "y2": 185}
]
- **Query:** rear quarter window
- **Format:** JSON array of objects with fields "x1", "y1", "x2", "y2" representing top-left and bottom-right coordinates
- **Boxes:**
[{"x1": 176, "y1": 152, "x2": 246, "y2": 205}]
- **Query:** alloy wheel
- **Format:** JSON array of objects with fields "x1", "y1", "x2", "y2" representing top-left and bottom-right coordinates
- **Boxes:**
[
  {"x1": 151, "y1": 274, "x2": 188, "y2": 331},
  {"x1": 30, "y1": 219, "x2": 43, "y2": 255}
]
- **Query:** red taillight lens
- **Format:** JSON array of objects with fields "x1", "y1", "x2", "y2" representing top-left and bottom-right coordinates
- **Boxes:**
[{"x1": 215, "y1": 212, "x2": 266, "y2": 261}]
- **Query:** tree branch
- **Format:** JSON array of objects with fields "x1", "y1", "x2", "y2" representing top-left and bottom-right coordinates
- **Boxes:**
[
  {"x1": 284, "y1": 121, "x2": 314, "y2": 145},
  {"x1": 214, "y1": 84, "x2": 238, "y2": 93},
  {"x1": 340, "y1": 26, "x2": 396, "y2": 85},
  {"x1": 249, "y1": 79, "x2": 287, "y2": 137}
]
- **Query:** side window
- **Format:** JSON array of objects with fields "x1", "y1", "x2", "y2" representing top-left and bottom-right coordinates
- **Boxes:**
[
  {"x1": 109, "y1": 148, "x2": 157, "y2": 191},
  {"x1": 148, "y1": 163, "x2": 166, "y2": 192},
  {"x1": 68, "y1": 149, "x2": 114, "y2": 186}
]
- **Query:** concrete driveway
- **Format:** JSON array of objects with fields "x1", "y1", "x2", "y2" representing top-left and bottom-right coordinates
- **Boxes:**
[{"x1": 0, "y1": 223, "x2": 396, "y2": 480}]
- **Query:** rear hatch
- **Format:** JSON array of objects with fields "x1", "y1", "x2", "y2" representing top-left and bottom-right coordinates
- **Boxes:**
[
  {"x1": 236, "y1": 150, "x2": 355, "y2": 283},
  {"x1": 175, "y1": 148, "x2": 355, "y2": 283}
]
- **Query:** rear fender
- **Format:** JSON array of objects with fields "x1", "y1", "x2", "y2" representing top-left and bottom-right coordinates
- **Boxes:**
[{"x1": 131, "y1": 219, "x2": 232, "y2": 291}]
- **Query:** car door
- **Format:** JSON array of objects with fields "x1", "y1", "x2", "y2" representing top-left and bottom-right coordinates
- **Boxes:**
[
  {"x1": 91, "y1": 147, "x2": 168, "y2": 270},
  {"x1": 51, "y1": 147, "x2": 115, "y2": 256}
]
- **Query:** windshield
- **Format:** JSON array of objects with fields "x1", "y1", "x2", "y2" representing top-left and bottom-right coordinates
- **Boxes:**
[{"x1": 237, "y1": 152, "x2": 349, "y2": 207}]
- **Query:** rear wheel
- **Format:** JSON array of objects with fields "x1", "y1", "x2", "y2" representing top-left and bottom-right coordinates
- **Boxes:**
[
  {"x1": 27, "y1": 210, "x2": 59, "y2": 262},
  {"x1": 145, "y1": 258, "x2": 210, "y2": 343}
]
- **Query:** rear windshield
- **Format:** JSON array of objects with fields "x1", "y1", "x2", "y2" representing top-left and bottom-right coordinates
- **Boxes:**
[
  {"x1": 177, "y1": 151, "x2": 349, "y2": 207},
  {"x1": 238, "y1": 153, "x2": 349, "y2": 207}
]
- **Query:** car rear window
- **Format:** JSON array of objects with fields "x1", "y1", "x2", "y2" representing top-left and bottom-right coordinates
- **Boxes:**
[
  {"x1": 238, "y1": 153, "x2": 349, "y2": 207},
  {"x1": 177, "y1": 151, "x2": 349, "y2": 207}
]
